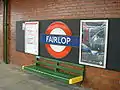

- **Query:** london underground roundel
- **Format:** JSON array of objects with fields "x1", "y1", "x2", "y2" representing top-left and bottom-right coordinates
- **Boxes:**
[{"x1": 45, "y1": 22, "x2": 72, "y2": 58}]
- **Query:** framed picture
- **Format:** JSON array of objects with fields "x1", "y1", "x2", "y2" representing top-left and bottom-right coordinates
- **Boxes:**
[
  {"x1": 79, "y1": 20, "x2": 108, "y2": 68},
  {"x1": 25, "y1": 21, "x2": 39, "y2": 55}
]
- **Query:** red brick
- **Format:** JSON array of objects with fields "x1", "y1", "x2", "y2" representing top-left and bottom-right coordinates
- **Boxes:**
[
  {"x1": 0, "y1": 1, "x2": 3, "y2": 61},
  {"x1": 0, "y1": 0, "x2": 120, "y2": 90}
]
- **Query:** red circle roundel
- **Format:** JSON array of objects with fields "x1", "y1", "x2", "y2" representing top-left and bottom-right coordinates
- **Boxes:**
[{"x1": 45, "y1": 21, "x2": 72, "y2": 58}]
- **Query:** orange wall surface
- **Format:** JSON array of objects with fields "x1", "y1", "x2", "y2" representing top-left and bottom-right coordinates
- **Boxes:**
[
  {"x1": 0, "y1": 1, "x2": 3, "y2": 60},
  {"x1": 0, "y1": 0, "x2": 120, "y2": 90}
]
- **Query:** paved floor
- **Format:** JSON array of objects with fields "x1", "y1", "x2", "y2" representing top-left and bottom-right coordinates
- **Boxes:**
[{"x1": 0, "y1": 62, "x2": 91, "y2": 90}]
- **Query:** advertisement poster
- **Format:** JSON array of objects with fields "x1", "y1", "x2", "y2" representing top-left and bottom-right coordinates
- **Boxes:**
[
  {"x1": 25, "y1": 21, "x2": 39, "y2": 55},
  {"x1": 79, "y1": 20, "x2": 108, "y2": 68}
]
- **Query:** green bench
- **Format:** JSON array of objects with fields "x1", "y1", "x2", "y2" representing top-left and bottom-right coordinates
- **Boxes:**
[{"x1": 22, "y1": 56, "x2": 85, "y2": 84}]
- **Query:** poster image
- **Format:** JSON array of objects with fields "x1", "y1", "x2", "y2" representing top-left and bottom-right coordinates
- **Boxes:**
[
  {"x1": 79, "y1": 20, "x2": 108, "y2": 68},
  {"x1": 25, "y1": 21, "x2": 39, "y2": 55}
]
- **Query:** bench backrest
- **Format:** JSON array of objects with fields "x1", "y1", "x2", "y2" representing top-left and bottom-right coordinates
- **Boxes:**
[{"x1": 35, "y1": 56, "x2": 85, "y2": 77}]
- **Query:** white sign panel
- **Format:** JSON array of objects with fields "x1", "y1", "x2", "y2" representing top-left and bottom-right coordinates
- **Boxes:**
[
  {"x1": 22, "y1": 23, "x2": 25, "y2": 30},
  {"x1": 79, "y1": 20, "x2": 108, "y2": 68},
  {"x1": 25, "y1": 21, "x2": 39, "y2": 55}
]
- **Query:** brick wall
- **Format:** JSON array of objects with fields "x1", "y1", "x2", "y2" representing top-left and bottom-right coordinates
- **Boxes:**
[
  {"x1": 0, "y1": 0, "x2": 3, "y2": 60},
  {"x1": 0, "y1": 0, "x2": 120, "y2": 90}
]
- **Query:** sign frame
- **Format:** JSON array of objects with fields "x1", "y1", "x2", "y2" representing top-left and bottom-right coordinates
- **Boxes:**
[
  {"x1": 79, "y1": 20, "x2": 108, "y2": 68},
  {"x1": 24, "y1": 21, "x2": 39, "y2": 55}
]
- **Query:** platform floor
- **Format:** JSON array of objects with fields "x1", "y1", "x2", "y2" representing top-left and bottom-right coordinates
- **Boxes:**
[{"x1": 0, "y1": 62, "x2": 91, "y2": 90}]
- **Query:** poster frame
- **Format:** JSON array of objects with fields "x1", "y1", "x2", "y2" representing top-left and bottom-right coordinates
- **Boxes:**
[{"x1": 79, "y1": 20, "x2": 108, "y2": 68}]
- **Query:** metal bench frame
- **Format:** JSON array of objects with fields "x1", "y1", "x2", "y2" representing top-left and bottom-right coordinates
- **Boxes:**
[{"x1": 22, "y1": 56, "x2": 85, "y2": 84}]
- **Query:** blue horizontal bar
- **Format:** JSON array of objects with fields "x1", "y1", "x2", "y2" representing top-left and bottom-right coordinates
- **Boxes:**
[{"x1": 40, "y1": 34, "x2": 80, "y2": 47}]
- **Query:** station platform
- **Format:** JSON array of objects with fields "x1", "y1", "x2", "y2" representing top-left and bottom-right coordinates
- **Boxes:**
[{"x1": 0, "y1": 62, "x2": 91, "y2": 90}]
